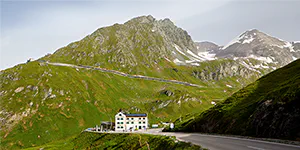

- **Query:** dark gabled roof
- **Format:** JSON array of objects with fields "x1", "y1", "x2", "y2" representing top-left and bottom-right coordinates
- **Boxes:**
[{"x1": 125, "y1": 113, "x2": 147, "y2": 117}]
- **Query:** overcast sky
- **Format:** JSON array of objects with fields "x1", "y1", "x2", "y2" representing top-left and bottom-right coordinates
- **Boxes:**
[{"x1": 1, "y1": 0, "x2": 299, "y2": 70}]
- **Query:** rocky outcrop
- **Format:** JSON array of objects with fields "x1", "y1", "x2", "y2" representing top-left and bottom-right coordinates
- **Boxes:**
[
  {"x1": 14, "y1": 87, "x2": 24, "y2": 93},
  {"x1": 191, "y1": 61, "x2": 258, "y2": 81},
  {"x1": 160, "y1": 90, "x2": 174, "y2": 97},
  {"x1": 291, "y1": 42, "x2": 300, "y2": 59}
]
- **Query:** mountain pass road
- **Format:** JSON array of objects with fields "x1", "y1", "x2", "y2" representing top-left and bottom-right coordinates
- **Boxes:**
[{"x1": 145, "y1": 129, "x2": 300, "y2": 150}]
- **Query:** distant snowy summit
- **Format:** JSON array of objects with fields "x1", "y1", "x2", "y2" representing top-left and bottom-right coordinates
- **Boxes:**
[
  {"x1": 214, "y1": 29, "x2": 299, "y2": 66},
  {"x1": 184, "y1": 29, "x2": 299, "y2": 72},
  {"x1": 190, "y1": 29, "x2": 299, "y2": 67}
]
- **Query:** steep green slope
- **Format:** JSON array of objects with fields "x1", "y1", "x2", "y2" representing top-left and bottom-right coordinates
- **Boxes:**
[
  {"x1": 169, "y1": 59, "x2": 300, "y2": 140},
  {"x1": 24, "y1": 132, "x2": 205, "y2": 150}
]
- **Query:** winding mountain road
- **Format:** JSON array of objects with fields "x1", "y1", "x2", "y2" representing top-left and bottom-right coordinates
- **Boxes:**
[
  {"x1": 145, "y1": 129, "x2": 300, "y2": 150},
  {"x1": 45, "y1": 62, "x2": 203, "y2": 87}
]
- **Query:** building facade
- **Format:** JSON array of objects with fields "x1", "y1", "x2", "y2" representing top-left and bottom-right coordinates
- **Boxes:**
[{"x1": 115, "y1": 112, "x2": 148, "y2": 131}]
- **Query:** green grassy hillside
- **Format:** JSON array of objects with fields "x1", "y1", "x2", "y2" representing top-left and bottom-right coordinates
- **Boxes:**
[
  {"x1": 168, "y1": 59, "x2": 300, "y2": 140},
  {"x1": 0, "y1": 59, "x2": 257, "y2": 149}
]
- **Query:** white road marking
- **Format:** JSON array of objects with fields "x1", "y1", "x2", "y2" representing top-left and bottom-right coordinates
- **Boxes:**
[{"x1": 247, "y1": 145, "x2": 266, "y2": 150}]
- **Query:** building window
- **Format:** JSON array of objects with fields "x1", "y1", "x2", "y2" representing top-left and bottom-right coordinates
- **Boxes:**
[
  {"x1": 143, "y1": 118, "x2": 145, "y2": 120},
  {"x1": 117, "y1": 126, "x2": 120, "y2": 128},
  {"x1": 119, "y1": 114, "x2": 122, "y2": 116},
  {"x1": 131, "y1": 118, "x2": 134, "y2": 120},
  {"x1": 121, "y1": 126, "x2": 123, "y2": 128},
  {"x1": 127, "y1": 118, "x2": 129, "y2": 120},
  {"x1": 131, "y1": 122, "x2": 134, "y2": 124},
  {"x1": 117, "y1": 118, "x2": 119, "y2": 120},
  {"x1": 121, "y1": 122, "x2": 123, "y2": 124},
  {"x1": 139, "y1": 118, "x2": 141, "y2": 120},
  {"x1": 121, "y1": 118, "x2": 123, "y2": 120},
  {"x1": 117, "y1": 122, "x2": 119, "y2": 124},
  {"x1": 139, "y1": 122, "x2": 141, "y2": 124},
  {"x1": 127, "y1": 122, "x2": 129, "y2": 124},
  {"x1": 143, "y1": 122, "x2": 145, "y2": 124}
]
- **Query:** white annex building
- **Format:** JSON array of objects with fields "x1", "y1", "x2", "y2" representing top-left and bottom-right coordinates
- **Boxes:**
[{"x1": 115, "y1": 112, "x2": 148, "y2": 131}]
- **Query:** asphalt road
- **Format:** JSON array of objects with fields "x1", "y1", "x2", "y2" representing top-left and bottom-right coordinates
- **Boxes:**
[
  {"x1": 146, "y1": 129, "x2": 300, "y2": 150},
  {"x1": 46, "y1": 62, "x2": 202, "y2": 87}
]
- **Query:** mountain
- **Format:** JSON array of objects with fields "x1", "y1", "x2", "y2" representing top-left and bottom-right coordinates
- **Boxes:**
[
  {"x1": 216, "y1": 29, "x2": 298, "y2": 66},
  {"x1": 195, "y1": 41, "x2": 221, "y2": 53},
  {"x1": 43, "y1": 15, "x2": 200, "y2": 70},
  {"x1": 168, "y1": 59, "x2": 300, "y2": 140},
  {"x1": 1, "y1": 15, "x2": 298, "y2": 149},
  {"x1": 0, "y1": 16, "x2": 262, "y2": 149}
]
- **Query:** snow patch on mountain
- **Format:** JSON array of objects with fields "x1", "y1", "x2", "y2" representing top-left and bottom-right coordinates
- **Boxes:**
[
  {"x1": 187, "y1": 50, "x2": 206, "y2": 61},
  {"x1": 247, "y1": 55, "x2": 273, "y2": 63},
  {"x1": 240, "y1": 61, "x2": 260, "y2": 73},
  {"x1": 253, "y1": 64, "x2": 269, "y2": 69},
  {"x1": 283, "y1": 42, "x2": 295, "y2": 52},
  {"x1": 242, "y1": 36, "x2": 254, "y2": 44},
  {"x1": 233, "y1": 57, "x2": 239, "y2": 61},
  {"x1": 198, "y1": 52, "x2": 216, "y2": 60},
  {"x1": 173, "y1": 58, "x2": 183, "y2": 64},
  {"x1": 174, "y1": 44, "x2": 188, "y2": 57},
  {"x1": 191, "y1": 63, "x2": 200, "y2": 66},
  {"x1": 185, "y1": 60, "x2": 196, "y2": 63},
  {"x1": 164, "y1": 57, "x2": 171, "y2": 62},
  {"x1": 271, "y1": 41, "x2": 295, "y2": 52},
  {"x1": 292, "y1": 56, "x2": 297, "y2": 61}
]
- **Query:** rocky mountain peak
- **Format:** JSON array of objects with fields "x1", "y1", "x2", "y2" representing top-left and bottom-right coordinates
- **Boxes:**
[
  {"x1": 221, "y1": 29, "x2": 260, "y2": 50},
  {"x1": 125, "y1": 15, "x2": 156, "y2": 24},
  {"x1": 241, "y1": 29, "x2": 259, "y2": 36},
  {"x1": 216, "y1": 29, "x2": 298, "y2": 66},
  {"x1": 45, "y1": 15, "x2": 199, "y2": 71},
  {"x1": 159, "y1": 18, "x2": 174, "y2": 26}
]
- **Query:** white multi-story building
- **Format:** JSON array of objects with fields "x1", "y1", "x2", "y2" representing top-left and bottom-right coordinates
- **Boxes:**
[{"x1": 115, "y1": 112, "x2": 148, "y2": 131}]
